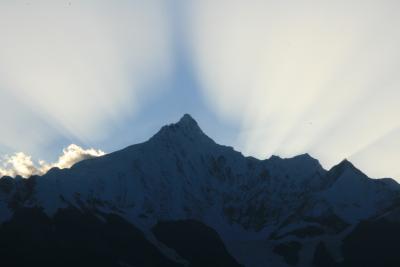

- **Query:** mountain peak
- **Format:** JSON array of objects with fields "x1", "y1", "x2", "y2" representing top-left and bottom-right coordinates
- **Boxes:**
[
  {"x1": 326, "y1": 158, "x2": 366, "y2": 183},
  {"x1": 177, "y1": 113, "x2": 199, "y2": 128},
  {"x1": 329, "y1": 159, "x2": 357, "y2": 173},
  {"x1": 150, "y1": 114, "x2": 212, "y2": 144},
  {"x1": 336, "y1": 159, "x2": 356, "y2": 170}
]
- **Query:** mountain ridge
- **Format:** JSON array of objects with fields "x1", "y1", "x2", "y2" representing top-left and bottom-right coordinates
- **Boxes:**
[{"x1": 1, "y1": 114, "x2": 399, "y2": 267}]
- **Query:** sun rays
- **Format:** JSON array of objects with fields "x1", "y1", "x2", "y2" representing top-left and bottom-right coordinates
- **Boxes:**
[
  {"x1": 0, "y1": 0, "x2": 399, "y2": 179},
  {"x1": 185, "y1": 0, "x2": 400, "y2": 178}
]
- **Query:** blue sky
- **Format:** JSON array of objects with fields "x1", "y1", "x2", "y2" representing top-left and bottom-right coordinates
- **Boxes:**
[{"x1": 0, "y1": 0, "x2": 400, "y2": 180}]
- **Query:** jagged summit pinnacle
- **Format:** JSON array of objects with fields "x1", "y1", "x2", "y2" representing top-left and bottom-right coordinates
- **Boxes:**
[
  {"x1": 150, "y1": 114, "x2": 211, "y2": 143},
  {"x1": 170, "y1": 113, "x2": 202, "y2": 133},
  {"x1": 176, "y1": 113, "x2": 199, "y2": 128}
]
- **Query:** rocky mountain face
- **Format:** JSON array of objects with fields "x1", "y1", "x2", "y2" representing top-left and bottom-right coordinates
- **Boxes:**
[{"x1": 0, "y1": 114, "x2": 399, "y2": 267}]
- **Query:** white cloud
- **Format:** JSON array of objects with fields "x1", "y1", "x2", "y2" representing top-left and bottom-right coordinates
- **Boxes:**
[
  {"x1": 39, "y1": 144, "x2": 105, "y2": 174},
  {"x1": 0, "y1": 153, "x2": 38, "y2": 178},
  {"x1": 185, "y1": 0, "x2": 400, "y2": 179},
  {"x1": 0, "y1": 144, "x2": 105, "y2": 178}
]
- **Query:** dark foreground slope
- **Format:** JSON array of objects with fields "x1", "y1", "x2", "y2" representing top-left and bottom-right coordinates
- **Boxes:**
[{"x1": 0, "y1": 207, "x2": 242, "y2": 267}]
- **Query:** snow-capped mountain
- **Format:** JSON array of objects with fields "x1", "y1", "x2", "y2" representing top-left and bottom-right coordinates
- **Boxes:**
[{"x1": 0, "y1": 114, "x2": 399, "y2": 267}]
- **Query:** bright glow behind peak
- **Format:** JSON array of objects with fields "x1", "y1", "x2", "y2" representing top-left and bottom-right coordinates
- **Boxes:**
[
  {"x1": 186, "y1": 0, "x2": 400, "y2": 178},
  {"x1": 0, "y1": 0, "x2": 173, "y2": 145},
  {"x1": 0, "y1": 0, "x2": 399, "y2": 180}
]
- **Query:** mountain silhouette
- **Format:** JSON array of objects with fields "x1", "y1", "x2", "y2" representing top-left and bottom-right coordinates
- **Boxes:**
[{"x1": 0, "y1": 114, "x2": 399, "y2": 267}]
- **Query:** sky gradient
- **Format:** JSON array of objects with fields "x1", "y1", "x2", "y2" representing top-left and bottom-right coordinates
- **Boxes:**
[{"x1": 0, "y1": 0, "x2": 399, "y2": 180}]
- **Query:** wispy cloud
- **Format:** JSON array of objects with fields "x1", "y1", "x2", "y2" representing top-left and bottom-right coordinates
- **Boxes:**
[{"x1": 0, "y1": 144, "x2": 105, "y2": 178}]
